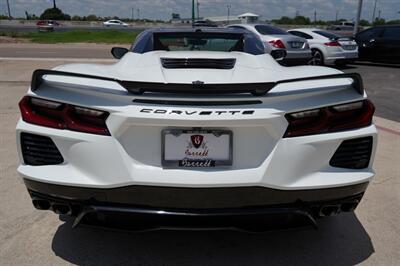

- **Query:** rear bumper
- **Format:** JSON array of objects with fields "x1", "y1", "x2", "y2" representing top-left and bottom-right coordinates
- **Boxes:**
[{"x1": 25, "y1": 178, "x2": 368, "y2": 229}]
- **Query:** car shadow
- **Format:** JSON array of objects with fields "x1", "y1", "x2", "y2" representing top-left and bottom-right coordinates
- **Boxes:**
[
  {"x1": 51, "y1": 213, "x2": 374, "y2": 265},
  {"x1": 352, "y1": 61, "x2": 400, "y2": 69}
]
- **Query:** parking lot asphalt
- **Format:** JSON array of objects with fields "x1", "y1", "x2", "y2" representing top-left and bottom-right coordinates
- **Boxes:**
[{"x1": 0, "y1": 56, "x2": 399, "y2": 265}]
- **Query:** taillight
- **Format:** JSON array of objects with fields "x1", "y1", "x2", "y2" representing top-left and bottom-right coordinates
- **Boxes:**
[
  {"x1": 19, "y1": 96, "x2": 110, "y2": 136},
  {"x1": 283, "y1": 100, "x2": 375, "y2": 138},
  {"x1": 269, "y1": 39, "x2": 286, "y2": 49},
  {"x1": 324, "y1": 41, "x2": 341, "y2": 47}
]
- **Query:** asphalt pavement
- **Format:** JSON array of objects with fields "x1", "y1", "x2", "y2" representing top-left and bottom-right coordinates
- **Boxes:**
[{"x1": 0, "y1": 46, "x2": 399, "y2": 265}]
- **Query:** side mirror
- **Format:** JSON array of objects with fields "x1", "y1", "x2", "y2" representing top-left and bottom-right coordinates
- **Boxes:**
[{"x1": 111, "y1": 47, "x2": 129, "y2": 59}]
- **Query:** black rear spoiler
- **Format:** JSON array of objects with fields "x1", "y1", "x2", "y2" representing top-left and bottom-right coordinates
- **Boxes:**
[{"x1": 31, "y1": 69, "x2": 364, "y2": 96}]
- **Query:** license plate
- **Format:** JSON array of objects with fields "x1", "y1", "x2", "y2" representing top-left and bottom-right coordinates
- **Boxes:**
[
  {"x1": 162, "y1": 129, "x2": 232, "y2": 167},
  {"x1": 343, "y1": 45, "x2": 357, "y2": 50},
  {"x1": 290, "y1": 42, "x2": 303, "y2": 48}
]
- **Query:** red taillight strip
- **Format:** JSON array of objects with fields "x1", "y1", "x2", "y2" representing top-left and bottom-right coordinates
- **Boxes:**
[
  {"x1": 283, "y1": 100, "x2": 375, "y2": 138},
  {"x1": 19, "y1": 96, "x2": 110, "y2": 136}
]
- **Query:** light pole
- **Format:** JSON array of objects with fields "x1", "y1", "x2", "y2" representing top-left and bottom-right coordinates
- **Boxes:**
[
  {"x1": 335, "y1": 10, "x2": 339, "y2": 22},
  {"x1": 227, "y1": 4, "x2": 231, "y2": 24},
  {"x1": 353, "y1": 0, "x2": 363, "y2": 36},
  {"x1": 6, "y1": 0, "x2": 11, "y2": 19},
  {"x1": 197, "y1": 0, "x2": 200, "y2": 20},
  {"x1": 131, "y1": 8, "x2": 134, "y2": 20},
  {"x1": 372, "y1": 0, "x2": 378, "y2": 23}
]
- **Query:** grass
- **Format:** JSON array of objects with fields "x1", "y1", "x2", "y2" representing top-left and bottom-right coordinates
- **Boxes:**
[{"x1": 0, "y1": 30, "x2": 141, "y2": 44}]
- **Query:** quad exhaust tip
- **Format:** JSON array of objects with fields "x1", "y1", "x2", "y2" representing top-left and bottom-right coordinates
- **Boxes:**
[
  {"x1": 51, "y1": 203, "x2": 71, "y2": 215},
  {"x1": 32, "y1": 199, "x2": 51, "y2": 210}
]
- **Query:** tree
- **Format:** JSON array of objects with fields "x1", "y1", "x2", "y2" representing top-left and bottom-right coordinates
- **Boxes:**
[
  {"x1": 359, "y1": 19, "x2": 370, "y2": 26},
  {"x1": 40, "y1": 7, "x2": 71, "y2": 20},
  {"x1": 373, "y1": 17, "x2": 385, "y2": 26},
  {"x1": 172, "y1": 13, "x2": 180, "y2": 19},
  {"x1": 86, "y1": 14, "x2": 98, "y2": 21}
]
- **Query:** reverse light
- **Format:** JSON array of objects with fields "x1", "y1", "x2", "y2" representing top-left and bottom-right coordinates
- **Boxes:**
[
  {"x1": 324, "y1": 41, "x2": 341, "y2": 47},
  {"x1": 19, "y1": 96, "x2": 110, "y2": 136},
  {"x1": 284, "y1": 100, "x2": 375, "y2": 138},
  {"x1": 269, "y1": 39, "x2": 286, "y2": 49}
]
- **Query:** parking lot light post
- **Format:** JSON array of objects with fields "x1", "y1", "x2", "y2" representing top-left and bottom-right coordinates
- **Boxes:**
[
  {"x1": 6, "y1": 0, "x2": 11, "y2": 19},
  {"x1": 353, "y1": 0, "x2": 363, "y2": 36}
]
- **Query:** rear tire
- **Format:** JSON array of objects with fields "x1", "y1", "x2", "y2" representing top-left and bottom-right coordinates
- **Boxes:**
[{"x1": 309, "y1": 49, "x2": 324, "y2": 66}]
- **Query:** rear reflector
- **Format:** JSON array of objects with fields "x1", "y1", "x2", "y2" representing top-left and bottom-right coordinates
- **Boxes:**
[
  {"x1": 284, "y1": 100, "x2": 375, "y2": 138},
  {"x1": 19, "y1": 96, "x2": 110, "y2": 136}
]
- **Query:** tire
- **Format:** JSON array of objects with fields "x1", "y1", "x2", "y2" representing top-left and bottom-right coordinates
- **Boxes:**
[{"x1": 309, "y1": 49, "x2": 324, "y2": 66}]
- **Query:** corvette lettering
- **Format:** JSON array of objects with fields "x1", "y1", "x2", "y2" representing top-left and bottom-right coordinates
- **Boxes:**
[{"x1": 140, "y1": 108, "x2": 255, "y2": 115}]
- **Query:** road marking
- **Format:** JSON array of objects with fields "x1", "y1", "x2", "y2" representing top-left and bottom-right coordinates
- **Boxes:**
[{"x1": 376, "y1": 125, "x2": 400, "y2": 137}]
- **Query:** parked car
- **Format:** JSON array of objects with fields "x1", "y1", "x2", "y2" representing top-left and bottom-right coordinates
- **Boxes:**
[
  {"x1": 327, "y1": 21, "x2": 355, "y2": 31},
  {"x1": 355, "y1": 25, "x2": 400, "y2": 63},
  {"x1": 288, "y1": 28, "x2": 358, "y2": 66},
  {"x1": 103, "y1": 19, "x2": 129, "y2": 27},
  {"x1": 193, "y1": 20, "x2": 217, "y2": 27},
  {"x1": 36, "y1": 20, "x2": 61, "y2": 32},
  {"x1": 228, "y1": 24, "x2": 311, "y2": 65},
  {"x1": 17, "y1": 28, "x2": 377, "y2": 231}
]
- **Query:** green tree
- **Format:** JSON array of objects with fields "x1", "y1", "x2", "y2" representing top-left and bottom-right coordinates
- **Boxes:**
[
  {"x1": 86, "y1": 14, "x2": 98, "y2": 21},
  {"x1": 40, "y1": 7, "x2": 71, "y2": 20},
  {"x1": 373, "y1": 17, "x2": 386, "y2": 26},
  {"x1": 359, "y1": 19, "x2": 370, "y2": 26}
]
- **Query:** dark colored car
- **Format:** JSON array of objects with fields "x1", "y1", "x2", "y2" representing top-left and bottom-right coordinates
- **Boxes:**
[{"x1": 355, "y1": 25, "x2": 400, "y2": 63}]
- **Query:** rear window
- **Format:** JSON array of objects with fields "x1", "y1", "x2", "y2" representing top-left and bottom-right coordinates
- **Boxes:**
[
  {"x1": 254, "y1": 25, "x2": 289, "y2": 35},
  {"x1": 383, "y1": 27, "x2": 400, "y2": 39},
  {"x1": 154, "y1": 33, "x2": 244, "y2": 52},
  {"x1": 313, "y1": 30, "x2": 339, "y2": 39}
]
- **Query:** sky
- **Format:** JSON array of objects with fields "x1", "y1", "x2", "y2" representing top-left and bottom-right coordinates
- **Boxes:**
[{"x1": 1, "y1": 0, "x2": 400, "y2": 21}]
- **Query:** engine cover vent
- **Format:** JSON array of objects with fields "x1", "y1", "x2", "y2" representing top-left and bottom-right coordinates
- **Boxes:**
[
  {"x1": 330, "y1": 137, "x2": 373, "y2": 169},
  {"x1": 21, "y1": 133, "x2": 64, "y2": 166},
  {"x1": 161, "y1": 58, "x2": 236, "y2": 69}
]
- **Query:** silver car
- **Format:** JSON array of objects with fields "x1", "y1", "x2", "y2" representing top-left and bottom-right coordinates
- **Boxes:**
[{"x1": 228, "y1": 24, "x2": 312, "y2": 65}]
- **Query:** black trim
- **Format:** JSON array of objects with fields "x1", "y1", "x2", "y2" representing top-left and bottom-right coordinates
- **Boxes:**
[
  {"x1": 31, "y1": 69, "x2": 364, "y2": 96},
  {"x1": 160, "y1": 58, "x2": 236, "y2": 69},
  {"x1": 24, "y1": 178, "x2": 369, "y2": 209},
  {"x1": 132, "y1": 99, "x2": 262, "y2": 106}
]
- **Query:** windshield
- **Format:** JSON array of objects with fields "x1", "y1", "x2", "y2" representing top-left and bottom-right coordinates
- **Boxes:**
[
  {"x1": 254, "y1": 25, "x2": 289, "y2": 35},
  {"x1": 154, "y1": 33, "x2": 243, "y2": 52},
  {"x1": 313, "y1": 30, "x2": 339, "y2": 39}
]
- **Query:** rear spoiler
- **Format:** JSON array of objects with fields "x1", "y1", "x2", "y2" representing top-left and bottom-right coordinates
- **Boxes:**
[{"x1": 31, "y1": 69, "x2": 364, "y2": 96}]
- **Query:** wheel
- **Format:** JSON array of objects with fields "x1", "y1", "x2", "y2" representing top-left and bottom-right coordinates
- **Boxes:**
[{"x1": 309, "y1": 49, "x2": 324, "y2": 66}]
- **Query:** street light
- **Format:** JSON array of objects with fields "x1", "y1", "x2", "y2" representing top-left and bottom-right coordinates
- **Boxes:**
[
  {"x1": 6, "y1": 0, "x2": 12, "y2": 19},
  {"x1": 227, "y1": 4, "x2": 231, "y2": 24},
  {"x1": 353, "y1": 0, "x2": 363, "y2": 36}
]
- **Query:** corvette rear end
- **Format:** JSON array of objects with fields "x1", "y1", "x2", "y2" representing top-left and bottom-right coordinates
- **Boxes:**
[{"x1": 16, "y1": 28, "x2": 377, "y2": 230}]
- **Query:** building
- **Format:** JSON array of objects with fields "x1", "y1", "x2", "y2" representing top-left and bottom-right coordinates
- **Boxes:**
[{"x1": 238, "y1": 12, "x2": 259, "y2": 24}]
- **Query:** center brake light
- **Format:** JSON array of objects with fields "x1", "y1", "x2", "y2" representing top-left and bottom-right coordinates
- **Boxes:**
[
  {"x1": 284, "y1": 100, "x2": 375, "y2": 138},
  {"x1": 19, "y1": 96, "x2": 110, "y2": 136},
  {"x1": 269, "y1": 39, "x2": 286, "y2": 49}
]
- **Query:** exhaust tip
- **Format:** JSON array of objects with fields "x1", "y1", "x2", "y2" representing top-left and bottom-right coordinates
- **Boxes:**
[
  {"x1": 341, "y1": 202, "x2": 359, "y2": 212},
  {"x1": 319, "y1": 205, "x2": 340, "y2": 217},
  {"x1": 52, "y1": 204, "x2": 71, "y2": 215},
  {"x1": 32, "y1": 199, "x2": 51, "y2": 210}
]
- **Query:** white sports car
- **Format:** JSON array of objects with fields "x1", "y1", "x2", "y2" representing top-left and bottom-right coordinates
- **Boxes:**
[{"x1": 17, "y1": 28, "x2": 377, "y2": 231}]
